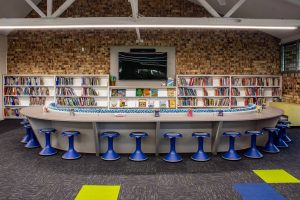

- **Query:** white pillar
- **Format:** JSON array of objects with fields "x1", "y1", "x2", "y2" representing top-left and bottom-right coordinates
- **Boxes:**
[{"x1": 0, "y1": 35, "x2": 7, "y2": 120}]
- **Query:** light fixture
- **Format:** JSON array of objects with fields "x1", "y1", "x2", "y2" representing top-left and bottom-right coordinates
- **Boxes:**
[{"x1": 0, "y1": 24, "x2": 297, "y2": 30}]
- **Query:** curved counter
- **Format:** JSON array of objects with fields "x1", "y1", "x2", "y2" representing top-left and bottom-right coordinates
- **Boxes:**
[{"x1": 20, "y1": 105, "x2": 283, "y2": 155}]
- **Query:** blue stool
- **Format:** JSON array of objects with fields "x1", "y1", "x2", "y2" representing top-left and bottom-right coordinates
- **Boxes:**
[
  {"x1": 163, "y1": 133, "x2": 183, "y2": 162},
  {"x1": 262, "y1": 127, "x2": 280, "y2": 153},
  {"x1": 191, "y1": 132, "x2": 210, "y2": 161},
  {"x1": 129, "y1": 132, "x2": 148, "y2": 161},
  {"x1": 62, "y1": 131, "x2": 81, "y2": 160},
  {"x1": 100, "y1": 132, "x2": 120, "y2": 161},
  {"x1": 222, "y1": 132, "x2": 242, "y2": 161},
  {"x1": 244, "y1": 131, "x2": 263, "y2": 159},
  {"x1": 24, "y1": 124, "x2": 40, "y2": 148},
  {"x1": 39, "y1": 128, "x2": 57, "y2": 156},
  {"x1": 278, "y1": 120, "x2": 292, "y2": 143},
  {"x1": 20, "y1": 120, "x2": 30, "y2": 144},
  {"x1": 275, "y1": 124, "x2": 289, "y2": 148}
]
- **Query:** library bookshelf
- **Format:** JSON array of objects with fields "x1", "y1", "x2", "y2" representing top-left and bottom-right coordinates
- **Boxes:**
[
  {"x1": 2, "y1": 74, "x2": 282, "y2": 119},
  {"x1": 177, "y1": 75, "x2": 282, "y2": 109}
]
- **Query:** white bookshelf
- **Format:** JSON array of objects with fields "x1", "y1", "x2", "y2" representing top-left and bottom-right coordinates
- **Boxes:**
[
  {"x1": 3, "y1": 75, "x2": 55, "y2": 119},
  {"x1": 108, "y1": 86, "x2": 177, "y2": 109},
  {"x1": 177, "y1": 75, "x2": 282, "y2": 108},
  {"x1": 55, "y1": 75, "x2": 109, "y2": 108}
]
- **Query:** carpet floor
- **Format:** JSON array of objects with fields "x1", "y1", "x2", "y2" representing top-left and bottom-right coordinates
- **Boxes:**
[{"x1": 0, "y1": 120, "x2": 299, "y2": 200}]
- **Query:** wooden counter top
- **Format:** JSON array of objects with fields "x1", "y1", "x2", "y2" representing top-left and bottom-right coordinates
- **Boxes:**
[{"x1": 20, "y1": 106, "x2": 283, "y2": 122}]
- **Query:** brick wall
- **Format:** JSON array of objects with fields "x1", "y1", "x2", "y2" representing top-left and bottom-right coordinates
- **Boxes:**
[{"x1": 7, "y1": 0, "x2": 296, "y2": 103}]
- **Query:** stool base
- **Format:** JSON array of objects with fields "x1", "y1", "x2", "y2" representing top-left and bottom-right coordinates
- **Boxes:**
[
  {"x1": 129, "y1": 151, "x2": 148, "y2": 161},
  {"x1": 21, "y1": 134, "x2": 30, "y2": 144},
  {"x1": 283, "y1": 135, "x2": 292, "y2": 143},
  {"x1": 25, "y1": 139, "x2": 40, "y2": 149},
  {"x1": 222, "y1": 150, "x2": 241, "y2": 161},
  {"x1": 191, "y1": 152, "x2": 210, "y2": 162},
  {"x1": 277, "y1": 139, "x2": 289, "y2": 148},
  {"x1": 244, "y1": 148, "x2": 263, "y2": 159},
  {"x1": 101, "y1": 150, "x2": 120, "y2": 161},
  {"x1": 263, "y1": 144, "x2": 280, "y2": 153},
  {"x1": 39, "y1": 146, "x2": 57, "y2": 156},
  {"x1": 62, "y1": 150, "x2": 81, "y2": 160},
  {"x1": 163, "y1": 152, "x2": 182, "y2": 163}
]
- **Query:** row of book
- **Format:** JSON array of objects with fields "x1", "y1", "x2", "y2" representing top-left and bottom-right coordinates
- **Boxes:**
[
  {"x1": 178, "y1": 88, "x2": 197, "y2": 96},
  {"x1": 245, "y1": 88, "x2": 264, "y2": 96},
  {"x1": 232, "y1": 78, "x2": 280, "y2": 86},
  {"x1": 4, "y1": 97, "x2": 20, "y2": 105},
  {"x1": 215, "y1": 88, "x2": 229, "y2": 96},
  {"x1": 56, "y1": 97, "x2": 97, "y2": 106},
  {"x1": 272, "y1": 88, "x2": 281, "y2": 96},
  {"x1": 55, "y1": 77, "x2": 74, "y2": 86},
  {"x1": 178, "y1": 98, "x2": 199, "y2": 107},
  {"x1": 4, "y1": 77, "x2": 44, "y2": 86},
  {"x1": 4, "y1": 87, "x2": 50, "y2": 96},
  {"x1": 4, "y1": 108, "x2": 21, "y2": 117},
  {"x1": 203, "y1": 98, "x2": 230, "y2": 107},
  {"x1": 56, "y1": 87, "x2": 75, "y2": 96},
  {"x1": 178, "y1": 77, "x2": 213, "y2": 86},
  {"x1": 82, "y1": 88, "x2": 98, "y2": 96},
  {"x1": 82, "y1": 77, "x2": 102, "y2": 86},
  {"x1": 30, "y1": 97, "x2": 46, "y2": 105}
]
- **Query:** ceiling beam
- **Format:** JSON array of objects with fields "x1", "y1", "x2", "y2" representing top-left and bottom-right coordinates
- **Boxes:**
[
  {"x1": 128, "y1": 0, "x2": 143, "y2": 43},
  {"x1": 47, "y1": 0, "x2": 53, "y2": 17},
  {"x1": 224, "y1": 0, "x2": 246, "y2": 17},
  {"x1": 52, "y1": 0, "x2": 75, "y2": 18},
  {"x1": 25, "y1": 0, "x2": 46, "y2": 18},
  {"x1": 0, "y1": 17, "x2": 298, "y2": 30},
  {"x1": 196, "y1": 0, "x2": 221, "y2": 17}
]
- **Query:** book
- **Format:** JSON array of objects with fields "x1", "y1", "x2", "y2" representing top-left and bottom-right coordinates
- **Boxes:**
[
  {"x1": 111, "y1": 89, "x2": 118, "y2": 97},
  {"x1": 151, "y1": 88, "x2": 158, "y2": 97},
  {"x1": 136, "y1": 88, "x2": 144, "y2": 97},
  {"x1": 167, "y1": 88, "x2": 175, "y2": 97},
  {"x1": 138, "y1": 99, "x2": 147, "y2": 108},
  {"x1": 143, "y1": 88, "x2": 151, "y2": 97},
  {"x1": 148, "y1": 100, "x2": 155, "y2": 108},
  {"x1": 159, "y1": 100, "x2": 167, "y2": 108},
  {"x1": 118, "y1": 89, "x2": 126, "y2": 97},
  {"x1": 169, "y1": 100, "x2": 176, "y2": 108}
]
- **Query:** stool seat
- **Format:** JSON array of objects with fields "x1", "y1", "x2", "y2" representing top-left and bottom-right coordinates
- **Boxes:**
[
  {"x1": 223, "y1": 131, "x2": 241, "y2": 137},
  {"x1": 192, "y1": 132, "x2": 210, "y2": 138},
  {"x1": 100, "y1": 132, "x2": 120, "y2": 138},
  {"x1": 62, "y1": 131, "x2": 80, "y2": 137},
  {"x1": 276, "y1": 124, "x2": 288, "y2": 129},
  {"x1": 40, "y1": 128, "x2": 56, "y2": 134},
  {"x1": 129, "y1": 132, "x2": 148, "y2": 161},
  {"x1": 278, "y1": 120, "x2": 291, "y2": 125},
  {"x1": 164, "y1": 132, "x2": 182, "y2": 139},
  {"x1": 62, "y1": 131, "x2": 81, "y2": 160},
  {"x1": 39, "y1": 128, "x2": 57, "y2": 156},
  {"x1": 130, "y1": 132, "x2": 148, "y2": 138},
  {"x1": 245, "y1": 130, "x2": 263, "y2": 135},
  {"x1": 275, "y1": 124, "x2": 289, "y2": 148},
  {"x1": 100, "y1": 131, "x2": 120, "y2": 161},
  {"x1": 20, "y1": 121, "x2": 29, "y2": 125}
]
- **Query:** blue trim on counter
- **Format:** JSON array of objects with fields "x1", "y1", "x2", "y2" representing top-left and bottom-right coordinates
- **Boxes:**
[{"x1": 48, "y1": 103, "x2": 257, "y2": 114}]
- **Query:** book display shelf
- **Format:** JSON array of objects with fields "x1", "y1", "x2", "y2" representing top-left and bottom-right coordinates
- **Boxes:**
[
  {"x1": 3, "y1": 75, "x2": 55, "y2": 119},
  {"x1": 109, "y1": 86, "x2": 177, "y2": 109},
  {"x1": 177, "y1": 75, "x2": 282, "y2": 108}
]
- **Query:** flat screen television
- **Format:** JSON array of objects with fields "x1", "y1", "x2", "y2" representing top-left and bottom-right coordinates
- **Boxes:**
[{"x1": 119, "y1": 51, "x2": 167, "y2": 80}]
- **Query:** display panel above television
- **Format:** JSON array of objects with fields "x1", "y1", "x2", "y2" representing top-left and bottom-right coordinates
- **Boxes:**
[{"x1": 119, "y1": 50, "x2": 168, "y2": 80}]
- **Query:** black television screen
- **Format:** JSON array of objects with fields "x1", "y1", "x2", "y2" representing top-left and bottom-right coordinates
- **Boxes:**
[{"x1": 119, "y1": 52, "x2": 167, "y2": 80}]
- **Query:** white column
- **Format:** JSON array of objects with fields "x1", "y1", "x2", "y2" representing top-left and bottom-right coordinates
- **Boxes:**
[{"x1": 0, "y1": 35, "x2": 7, "y2": 120}]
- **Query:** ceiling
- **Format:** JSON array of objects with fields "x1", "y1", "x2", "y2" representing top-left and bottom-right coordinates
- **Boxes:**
[{"x1": 0, "y1": 0, "x2": 300, "y2": 42}]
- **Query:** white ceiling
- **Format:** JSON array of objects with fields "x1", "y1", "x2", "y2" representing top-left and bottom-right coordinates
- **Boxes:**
[{"x1": 0, "y1": 0, "x2": 300, "y2": 41}]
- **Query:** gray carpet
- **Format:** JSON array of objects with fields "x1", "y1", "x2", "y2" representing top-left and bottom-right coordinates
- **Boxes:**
[{"x1": 0, "y1": 120, "x2": 299, "y2": 200}]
